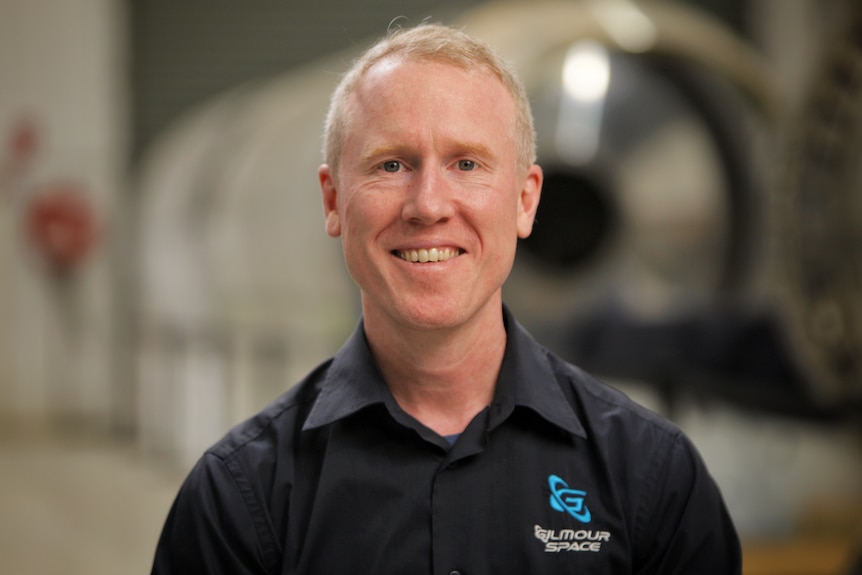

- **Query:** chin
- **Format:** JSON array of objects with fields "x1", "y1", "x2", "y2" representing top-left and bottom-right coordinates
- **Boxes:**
[
  {"x1": 398, "y1": 308, "x2": 465, "y2": 331},
  {"x1": 371, "y1": 297, "x2": 468, "y2": 332},
  {"x1": 393, "y1": 294, "x2": 502, "y2": 333}
]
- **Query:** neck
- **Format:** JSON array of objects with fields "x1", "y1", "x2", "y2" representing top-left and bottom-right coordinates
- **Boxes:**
[{"x1": 363, "y1": 301, "x2": 507, "y2": 436}]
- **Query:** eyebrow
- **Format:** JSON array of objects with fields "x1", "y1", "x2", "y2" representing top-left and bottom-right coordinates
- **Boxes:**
[
  {"x1": 361, "y1": 141, "x2": 496, "y2": 165},
  {"x1": 452, "y1": 141, "x2": 495, "y2": 160},
  {"x1": 361, "y1": 144, "x2": 408, "y2": 165}
]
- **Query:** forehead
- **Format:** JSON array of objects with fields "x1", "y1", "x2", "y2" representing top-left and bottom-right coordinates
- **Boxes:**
[
  {"x1": 357, "y1": 55, "x2": 507, "y2": 98},
  {"x1": 343, "y1": 57, "x2": 517, "y2": 148}
]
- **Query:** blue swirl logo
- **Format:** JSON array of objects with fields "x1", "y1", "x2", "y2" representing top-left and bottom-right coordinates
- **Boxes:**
[{"x1": 548, "y1": 474, "x2": 591, "y2": 523}]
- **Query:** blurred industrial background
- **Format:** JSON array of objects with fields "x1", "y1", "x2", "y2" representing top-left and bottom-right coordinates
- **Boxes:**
[{"x1": 1, "y1": 0, "x2": 862, "y2": 573}]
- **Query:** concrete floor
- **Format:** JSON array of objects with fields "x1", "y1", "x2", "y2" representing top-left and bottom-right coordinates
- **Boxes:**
[{"x1": 0, "y1": 424, "x2": 185, "y2": 575}]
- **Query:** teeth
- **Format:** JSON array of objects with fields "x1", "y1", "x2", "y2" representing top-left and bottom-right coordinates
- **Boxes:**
[{"x1": 397, "y1": 247, "x2": 461, "y2": 263}]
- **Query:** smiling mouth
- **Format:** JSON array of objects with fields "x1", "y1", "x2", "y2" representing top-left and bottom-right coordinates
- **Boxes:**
[{"x1": 394, "y1": 247, "x2": 463, "y2": 263}]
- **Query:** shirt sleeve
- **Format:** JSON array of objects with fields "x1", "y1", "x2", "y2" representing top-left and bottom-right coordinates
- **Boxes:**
[
  {"x1": 633, "y1": 431, "x2": 742, "y2": 575},
  {"x1": 151, "y1": 452, "x2": 278, "y2": 575}
]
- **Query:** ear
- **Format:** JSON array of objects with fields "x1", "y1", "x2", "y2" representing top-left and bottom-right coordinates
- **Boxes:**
[
  {"x1": 516, "y1": 164, "x2": 543, "y2": 239},
  {"x1": 319, "y1": 164, "x2": 342, "y2": 237}
]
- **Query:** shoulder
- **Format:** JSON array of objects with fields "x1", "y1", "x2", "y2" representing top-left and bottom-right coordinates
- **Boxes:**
[
  {"x1": 155, "y1": 358, "x2": 335, "y2": 572},
  {"x1": 544, "y1": 351, "x2": 741, "y2": 569},
  {"x1": 543, "y1": 349, "x2": 713, "y2": 502},
  {"x1": 546, "y1": 350, "x2": 682, "y2": 445},
  {"x1": 205, "y1": 357, "x2": 333, "y2": 469}
]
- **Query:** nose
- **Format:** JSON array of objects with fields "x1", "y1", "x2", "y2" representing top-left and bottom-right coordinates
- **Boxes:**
[{"x1": 401, "y1": 167, "x2": 454, "y2": 225}]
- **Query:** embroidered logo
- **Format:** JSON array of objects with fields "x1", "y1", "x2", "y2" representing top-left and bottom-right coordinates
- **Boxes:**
[
  {"x1": 548, "y1": 474, "x2": 591, "y2": 523},
  {"x1": 534, "y1": 524, "x2": 611, "y2": 553},
  {"x1": 536, "y1": 475, "x2": 612, "y2": 553}
]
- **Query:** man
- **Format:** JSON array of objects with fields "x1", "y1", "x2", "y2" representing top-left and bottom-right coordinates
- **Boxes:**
[{"x1": 152, "y1": 23, "x2": 741, "y2": 574}]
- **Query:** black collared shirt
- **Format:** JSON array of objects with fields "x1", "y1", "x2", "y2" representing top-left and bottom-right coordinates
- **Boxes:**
[{"x1": 152, "y1": 307, "x2": 741, "y2": 574}]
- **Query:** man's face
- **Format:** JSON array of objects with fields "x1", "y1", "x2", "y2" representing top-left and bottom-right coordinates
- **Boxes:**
[{"x1": 319, "y1": 57, "x2": 542, "y2": 332}]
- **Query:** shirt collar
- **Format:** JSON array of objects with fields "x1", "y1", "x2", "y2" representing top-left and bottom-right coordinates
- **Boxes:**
[
  {"x1": 303, "y1": 321, "x2": 390, "y2": 431},
  {"x1": 303, "y1": 305, "x2": 586, "y2": 439},
  {"x1": 493, "y1": 305, "x2": 586, "y2": 438}
]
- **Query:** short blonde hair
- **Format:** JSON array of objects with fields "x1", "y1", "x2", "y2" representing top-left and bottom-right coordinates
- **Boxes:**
[{"x1": 322, "y1": 23, "x2": 536, "y2": 176}]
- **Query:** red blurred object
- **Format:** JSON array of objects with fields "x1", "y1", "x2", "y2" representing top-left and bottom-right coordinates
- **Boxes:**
[
  {"x1": 25, "y1": 183, "x2": 99, "y2": 274},
  {"x1": 10, "y1": 117, "x2": 39, "y2": 163}
]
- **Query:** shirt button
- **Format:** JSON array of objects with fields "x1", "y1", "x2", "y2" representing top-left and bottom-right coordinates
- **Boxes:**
[{"x1": 449, "y1": 571, "x2": 461, "y2": 575}]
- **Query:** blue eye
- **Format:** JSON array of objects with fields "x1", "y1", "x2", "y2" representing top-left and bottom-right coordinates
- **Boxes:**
[
  {"x1": 382, "y1": 161, "x2": 401, "y2": 173},
  {"x1": 458, "y1": 159, "x2": 476, "y2": 171}
]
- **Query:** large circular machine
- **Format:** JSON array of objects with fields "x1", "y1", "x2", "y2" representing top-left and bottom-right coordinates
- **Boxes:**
[
  {"x1": 463, "y1": 0, "x2": 779, "y2": 313},
  {"x1": 461, "y1": 1, "x2": 816, "y2": 415}
]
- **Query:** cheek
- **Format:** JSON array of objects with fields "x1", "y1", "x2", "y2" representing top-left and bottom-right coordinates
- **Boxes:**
[
  {"x1": 477, "y1": 191, "x2": 522, "y2": 233},
  {"x1": 340, "y1": 191, "x2": 396, "y2": 245}
]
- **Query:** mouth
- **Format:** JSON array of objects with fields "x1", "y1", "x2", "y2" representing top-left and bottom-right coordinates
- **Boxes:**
[{"x1": 393, "y1": 247, "x2": 464, "y2": 263}]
